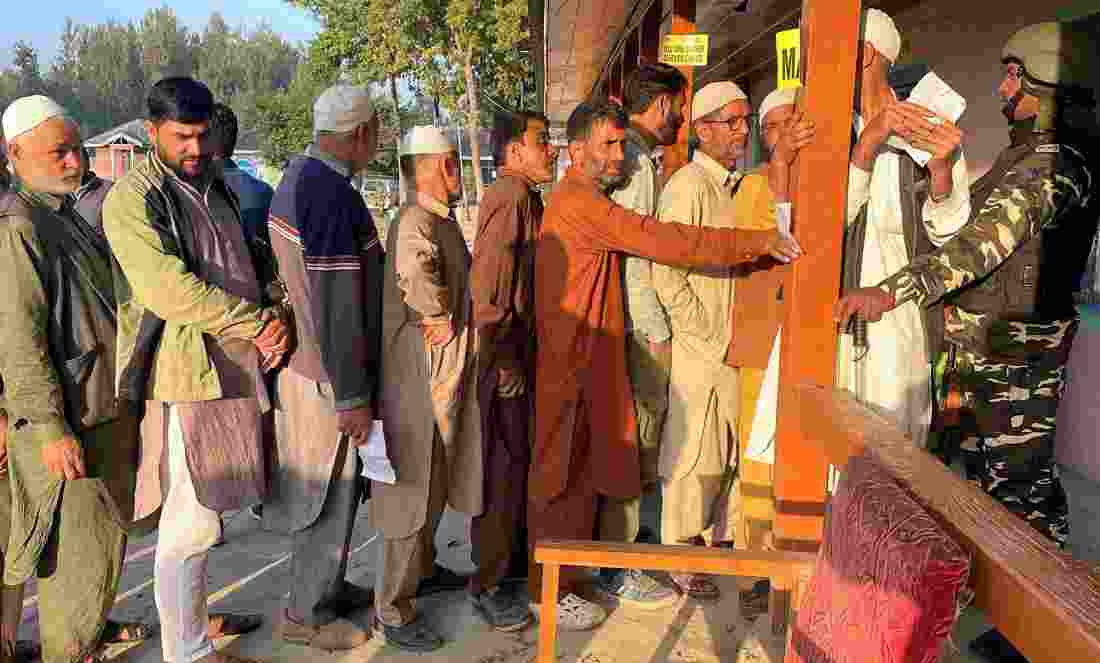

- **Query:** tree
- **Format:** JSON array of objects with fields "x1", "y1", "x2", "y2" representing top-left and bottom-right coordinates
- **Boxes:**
[
  {"x1": 140, "y1": 7, "x2": 197, "y2": 90},
  {"x1": 291, "y1": 0, "x2": 534, "y2": 202},
  {"x1": 12, "y1": 42, "x2": 46, "y2": 97}
]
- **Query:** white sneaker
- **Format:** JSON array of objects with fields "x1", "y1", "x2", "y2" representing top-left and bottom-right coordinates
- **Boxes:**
[{"x1": 537, "y1": 593, "x2": 606, "y2": 631}]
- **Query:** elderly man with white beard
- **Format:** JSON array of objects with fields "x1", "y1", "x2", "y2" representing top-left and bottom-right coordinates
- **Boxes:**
[{"x1": 0, "y1": 95, "x2": 150, "y2": 663}]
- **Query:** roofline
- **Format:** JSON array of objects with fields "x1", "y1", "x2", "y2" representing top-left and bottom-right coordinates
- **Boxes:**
[{"x1": 84, "y1": 133, "x2": 147, "y2": 148}]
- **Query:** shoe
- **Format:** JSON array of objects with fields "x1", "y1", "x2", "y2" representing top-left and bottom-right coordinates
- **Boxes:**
[
  {"x1": 669, "y1": 572, "x2": 722, "y2": 601},
  {"x1": 319, "y1": 581, "x2": 374, "y2": 617},
  {"x1": 372, "y1": 616, "x2": 444, "y2": 653},
  {"x1": 11, "y1": 639, "x2": 41, "y2": 662},
  {"x1": 598, "y1": 569, "x2": 679, "y2": 609},
  {"x1": 969, "y1": 628, "x2": 1029, "y2": 663},
  {"x1": 471, "y1": 585, "x2": 533, "y2": 632},
  {"x1": 101, "y1": 619, "x2": 159, "y2": 643},
  {"x1": 533, "y1": 593, "x2": 607, "y2": 631},
  {"x1": 416, "y1": 564, "x2": 469, "y2": 597},
  {"x1": 281, "y1": 613, "x2": 368, "y2": 651},
  {"x1": 248, "y1": 504, "x2": 263, "y2": 520},
  {"x1": 207, "y1": 612, "x2": 264, "y2": 638}
]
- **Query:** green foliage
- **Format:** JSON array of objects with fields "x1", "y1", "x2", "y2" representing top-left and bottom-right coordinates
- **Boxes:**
[
  {"x1": 289, "y1": 0, "x2": 534, "y2": 199},
  {"x1": 1, "y1": 7, "x2": 301, "y2": 148},
  {"x1": 252, "y1": 65, "x2": 329, "y2": 167}
]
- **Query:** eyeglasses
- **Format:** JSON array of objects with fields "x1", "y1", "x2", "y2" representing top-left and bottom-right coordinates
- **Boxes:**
[{"x1": 702, "y1": 114, "x2": 754, "y2": 131}]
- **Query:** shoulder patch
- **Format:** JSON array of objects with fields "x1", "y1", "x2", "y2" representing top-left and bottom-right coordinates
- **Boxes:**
[{"x1": 1035, "y1": 144, "x2": 1060, "y2": 154}]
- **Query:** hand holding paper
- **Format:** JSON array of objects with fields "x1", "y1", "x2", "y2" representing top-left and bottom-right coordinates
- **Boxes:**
[
  {"x1": 357, "y1": 420, "x2": 397, "y2": 485},
  {"x1": 886, "y1": 72, "x2": 966, "y2": 167}
]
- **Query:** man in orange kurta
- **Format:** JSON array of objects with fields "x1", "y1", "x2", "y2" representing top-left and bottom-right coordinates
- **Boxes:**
[{"x1": 530, "y1": 101, "x2": 802, "y2": 628}]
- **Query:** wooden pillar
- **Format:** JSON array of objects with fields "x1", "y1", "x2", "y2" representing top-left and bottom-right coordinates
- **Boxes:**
[
  {"x1": 623, "y1": 29, "x2": 640, "y2": 79},
  {"x1": 610, "y1": 52, "x2": 623, "y2": 100},
  {"x1": 772, "y1": 0, "x2": 863, "y2": 551},
  {"x1": 664, "y1": 0, "x2": 696, "y2": 177},
  {"x1": 639, "y1": 0, "x2": 661, "y2": 64}
]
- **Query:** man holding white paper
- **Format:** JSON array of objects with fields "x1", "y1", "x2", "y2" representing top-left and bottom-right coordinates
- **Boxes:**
[
  {"x1": 263, "y1": 84, "x2": 385, "y2": 650},
  {"x1": 835, "y1": 8, "x2": 970, "y2": 448},
  {"x1": 652, "y1": 82, "x2": 813, "y2": 599}
]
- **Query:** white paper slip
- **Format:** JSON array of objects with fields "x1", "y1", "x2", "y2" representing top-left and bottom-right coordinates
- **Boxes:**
[
  {"x1": 358, "y1": 420, "x2": 397, "y2": 484},
  {"x1": 887, "y1": 71, "x2": 967, "y2": 167},
  {"x1": 908, "y1": 71, "x2": 967, "y2": 124},
  {"x1": 775, "y1": 202, "x2": 793, "y2": 238}
]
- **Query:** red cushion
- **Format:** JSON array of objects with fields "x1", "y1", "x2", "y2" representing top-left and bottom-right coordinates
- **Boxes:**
[{"x1": 786, "y1": 450, "x2": 971, "y2": 663}]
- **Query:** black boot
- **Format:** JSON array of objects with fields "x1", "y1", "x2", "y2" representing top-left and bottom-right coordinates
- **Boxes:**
[{"x1": 969, "y1": 629, "x2": 1029, "y2": 663}]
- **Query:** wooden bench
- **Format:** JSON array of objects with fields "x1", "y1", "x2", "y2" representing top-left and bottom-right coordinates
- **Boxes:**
[
  {"x1": 533, "y1": 542, "x2": 815, "y2": 663},
  {"x1": 533, "y1": 384, "x2": 1100, "y2": 663}
]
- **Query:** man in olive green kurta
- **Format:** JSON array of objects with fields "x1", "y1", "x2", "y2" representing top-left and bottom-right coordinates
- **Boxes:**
[{"x1": 0, "y1": 96, "x2": 139, "y2": 663}]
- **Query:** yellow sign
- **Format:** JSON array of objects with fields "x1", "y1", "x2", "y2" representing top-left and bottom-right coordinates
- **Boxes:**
[
  {"x1": 660, "y1": 34, "x2": 709, "y2": 67},
  {"x1": 776, "y1": 29, "x2": 802, "y2": 90}
]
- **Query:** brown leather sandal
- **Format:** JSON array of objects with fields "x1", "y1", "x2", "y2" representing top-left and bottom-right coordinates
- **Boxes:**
[
  {"x1": 207, "y1": 613, "x2": 264, "y2": 639},
  {"x1": 102, "y1": 619, "x2": 158, "y2": 643}
]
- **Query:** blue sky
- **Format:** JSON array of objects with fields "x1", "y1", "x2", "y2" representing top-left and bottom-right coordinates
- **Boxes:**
[{"x1": 1, "y1": 1, "x2": 321, "y2": 67}]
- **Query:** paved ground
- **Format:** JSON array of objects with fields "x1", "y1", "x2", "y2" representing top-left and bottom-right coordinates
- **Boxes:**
[{"x1": 15, "y1": 502, "x2": 991, "y2": 663}]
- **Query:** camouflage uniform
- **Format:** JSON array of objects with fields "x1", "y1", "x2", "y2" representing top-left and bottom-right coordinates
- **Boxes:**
[{"x1": 879, "y1": 135, "x2": 1096, "y2": 544}]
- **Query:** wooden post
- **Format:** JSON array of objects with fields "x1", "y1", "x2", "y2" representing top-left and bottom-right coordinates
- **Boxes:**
[
  {"x1": 663, "y1": 0, "x2": 696, "y2": 178},
  {"x1": 772, "y1": 0, "x2": 863, "y2": 551},
  {"x1": 639, "y1": 0, "x2": 661, "y2": 64},
  {"x1": 624, "y1": 29, "x2": 640, "y2": 79},
  {"x1": 607, "y1": 51, "x2": 623, "y2": 102},
  {"x1": 536, "y1": 563, "x2": 560, "y2": 663}
]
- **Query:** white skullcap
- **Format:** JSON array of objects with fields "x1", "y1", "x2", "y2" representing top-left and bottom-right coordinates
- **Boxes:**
[
  {"x1": 758, "y1": 89, "x2": 799, "y2": 124},
  {"x1": 400, "y1": 126, "x2": 456, "y2": 156},
  {"x1": 313, "y1": 85, "x2": 375, "y2": 134},
  {"x1": 861, "y1": 8, "x2": 901, "y2": 63},
  {"x1": 692, "y1": 81, "x2": 748, "y2": 121},
  {"x1": 2, "y1": 95, "x2": 69, "y2": 142}
]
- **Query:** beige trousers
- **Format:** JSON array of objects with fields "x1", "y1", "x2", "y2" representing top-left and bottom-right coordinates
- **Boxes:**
[{"x1": 375, "y1": 432, "x2": 447, "y2": 626}]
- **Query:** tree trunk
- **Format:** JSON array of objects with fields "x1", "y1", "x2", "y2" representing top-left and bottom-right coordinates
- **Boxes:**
[
  {"x1": 390, "y1": 76, "x2": 402, "y2": 130},
  {"x1": 462, "y1": 47, "x2": 485, "y2": 203},
  {"x1": 390, "y1": 75, "x2": 402, "y2": 204}
]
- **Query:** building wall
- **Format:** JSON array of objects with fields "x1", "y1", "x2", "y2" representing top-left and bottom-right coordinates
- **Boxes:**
[{"x1": 746, "y1": 0, "x2": 1098, "y2": 178}]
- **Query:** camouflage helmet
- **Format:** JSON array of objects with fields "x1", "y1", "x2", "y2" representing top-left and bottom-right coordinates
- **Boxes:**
[{"x1": 1002, "y1": 22, "x2": 1096, "y2": 91}]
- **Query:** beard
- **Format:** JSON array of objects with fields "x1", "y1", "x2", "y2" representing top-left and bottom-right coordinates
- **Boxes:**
[
  {"x1": 19, "y1": 166, "x2": 81, "y2": 195},
  {"x1": 156, "y1": 142, "x2": 207, "y2": 181}
]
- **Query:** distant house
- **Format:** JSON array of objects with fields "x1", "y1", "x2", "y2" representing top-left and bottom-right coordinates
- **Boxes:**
[
  {"x1": 84, "y1": 119, "x2": 266, "y2": 182},
  {"x1": 84, "y1": 119, "x2": 150, "y2": 181}
]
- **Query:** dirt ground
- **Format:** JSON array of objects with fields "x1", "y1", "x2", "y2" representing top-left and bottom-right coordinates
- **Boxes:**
[
  {"x1": 17, "y1": 505, "x2": 790, "y2": 663},
  {"x1": 16, "y1": 502, "x2": 990, "y2": 663}
]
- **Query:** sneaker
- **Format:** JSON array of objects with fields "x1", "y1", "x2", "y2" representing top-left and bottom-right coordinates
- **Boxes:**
[
  {"x1": 373, "y1": 616, "x2": 444, "y2": 653},
  {"x1": 599, "y1": 569, "x2": 679, "y2": 609},
  {"x1": 535, "y1": 593, "x2": 606, "y2": 631},
  {"x1": 471, "y1": 585, "x2": 533, "y2": 632}
]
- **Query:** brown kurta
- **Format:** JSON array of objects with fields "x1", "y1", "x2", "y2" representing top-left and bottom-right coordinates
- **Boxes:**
[
  {"x1": 469, "y1": 171, "x2": 541, "y2": 593},
  {"x1": 372, "y1": 195, "x2": 483, "y2": 540},
  {"x1": 532, "y1": 167, "x2": 774, "y2": 507}
]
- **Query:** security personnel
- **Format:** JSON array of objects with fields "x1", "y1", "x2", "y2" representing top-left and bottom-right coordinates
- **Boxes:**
[{"x1": 835, "y1": 20, "x2": 1098, "y2": 555}]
